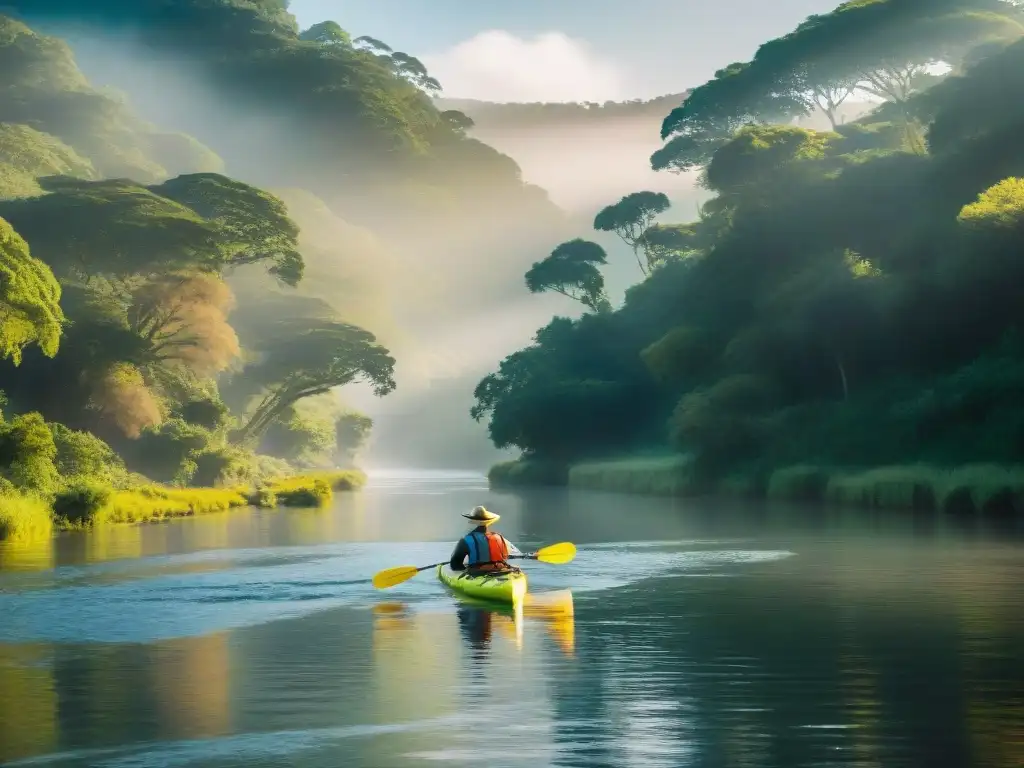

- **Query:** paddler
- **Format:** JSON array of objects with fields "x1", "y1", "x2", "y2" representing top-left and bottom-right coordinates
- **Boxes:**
[{"x1": 449, "y1": 506, "x2": 521, "y2": 573}]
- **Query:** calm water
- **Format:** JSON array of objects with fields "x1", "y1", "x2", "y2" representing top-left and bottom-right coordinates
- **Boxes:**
[{"x1": 1, "y1": 471, "x2": 1023, "y2": 767}]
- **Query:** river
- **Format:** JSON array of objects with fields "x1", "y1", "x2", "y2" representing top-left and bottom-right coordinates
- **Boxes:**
[{"x1": 0, "y1": 471, "x2": 1022, "y2": 767}]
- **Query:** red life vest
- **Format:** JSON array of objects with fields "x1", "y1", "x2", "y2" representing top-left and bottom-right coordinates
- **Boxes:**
[{"x1": 463, "y1": 530, "x2": 509, "y2": 568}]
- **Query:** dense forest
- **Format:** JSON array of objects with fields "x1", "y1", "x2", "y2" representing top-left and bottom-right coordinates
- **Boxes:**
[
  {"x1": 475, "y1": 0, "x2": 1024, "y2": 509},
  {"x1": 0, "y1": 1, "x2": 563, "y2": 537}
]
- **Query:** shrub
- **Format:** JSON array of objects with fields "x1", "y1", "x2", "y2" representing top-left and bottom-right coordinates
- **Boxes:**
[
  {"x1": 52, "y1": 478, "x2": 112, "y2": 526},
  {"x1": 0, "y1": 412, "x2": 60, "y2": 494},
  {"x1": 50, "y1": 423, "x2": 126, "y2": 485},
  {"x1": 275, "y1": 479, "x2": 332, "y2": 507}
]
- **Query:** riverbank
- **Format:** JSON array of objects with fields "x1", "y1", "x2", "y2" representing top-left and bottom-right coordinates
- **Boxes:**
[
  {"x1": 489, "y1": 457, "x2": 1024, "y2": 516},
  {"x1": 0, "y1": 469, "x2": 367, "y2": 543}
]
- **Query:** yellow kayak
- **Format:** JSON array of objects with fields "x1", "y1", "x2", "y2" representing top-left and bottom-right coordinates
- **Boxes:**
[{"x1": 436, "y1": 564, "x2": 528, "y2": 606}]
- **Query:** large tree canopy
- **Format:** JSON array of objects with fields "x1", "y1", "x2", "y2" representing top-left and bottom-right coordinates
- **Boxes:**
[
  {"x1": 524, "y1": 239, "x2": 610, "y2": 313},
  {"x1": 230, "y1": 318, "x2": 396, "y2": 446},
  {"x1": 0, "y1": 216, "x2": 63, "y2": 364},
  {"x1": 652, "y1": 0, "x2": 1024, "y2": 171},
  {"x1": 0, "y1": 174, "x2": 303, "y2": 282},
  {"x1": 594, "y1": 191, "x2": 672, "y2": 275}
]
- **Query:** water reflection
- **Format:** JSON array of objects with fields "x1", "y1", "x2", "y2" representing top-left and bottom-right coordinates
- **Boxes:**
[{"x1": 1, "y1": 473, "x2": 1024, "y2": 767}]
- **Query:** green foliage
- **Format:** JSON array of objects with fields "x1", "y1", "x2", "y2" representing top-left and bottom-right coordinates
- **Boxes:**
[
  {"x1": 652, "y1": 0, "x2": 1024, "y2": 171},
  {"x1": 52, "y1": 478, "x2": 112, "y2": 526},
  {"x1": 594, "y1": 191, "x2": 672, "y2": 274},
  {"x1": 0, "y1": 15, "x2": 221, "y2": 181},
  {"x1": 300, "y1": 21, "x2": 351, "y2": 46},
  {"x1": 128, "y1": 419, "x2": 216, "y2": 485},
  {"x1": 0, "y1": 174, "x2": 303, "y2": 283},
  {"x1": 0, "y1": 123, "x2": 96, "y2": 199},
  {"x1": 50, "y1": 423, "x2": 125, "y2": 484},
  {"x1": 640, "y1": 327, "x2": 715, "y2": 388},
  {"x1": 958, "y1": 176, "x2": 1024, "y2": 229},
  {"x1": 228, "y1": 314, "x2": 396, "y2": 447},
  {"x1": 524, "y1": 239, "x2": 610, "y2": 312},
  {"x1": 568, "y1": 455, "x2": 698, "y2": 496},
  {"x1": 0, "y1": 411, "x2": 59, "y2": 493},
  {"x1": 177, "y1": 397, "x2": 229, "y2": 429},
  {"x1": 702, "y1": 125, "x2": 840, "y2": 196},
  {"x1": 259, "y1": 407, "x2": 335, "y2": 465},
  {"x1": 488, "y1": 459, "x2": 568, "y2": 489},
  {"x1": 151, "y1": 173, "x2": 303, "y2": 285},
  {"x1": 0, "y1": 216, "x2": 63, "y2": 363}
]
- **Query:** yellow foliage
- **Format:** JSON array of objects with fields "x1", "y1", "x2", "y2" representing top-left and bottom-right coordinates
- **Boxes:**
[
  {"x1": 100, "y1": 486, "x2": 248, "y2": 524},
  {"x1": 958, "y1": 177, "x2": 1024, "y2": 230},
  {"x1": 0, "y1": 493, "x2": 52, "y2": 543}
]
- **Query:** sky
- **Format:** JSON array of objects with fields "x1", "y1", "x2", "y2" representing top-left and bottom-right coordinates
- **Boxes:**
[{"x1": 290, "y1": 0, "x2": 842, "y2": 103}]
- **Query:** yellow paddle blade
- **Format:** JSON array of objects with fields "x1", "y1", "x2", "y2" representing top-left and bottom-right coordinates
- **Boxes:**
[
  {"x1": 372, "y1": 565, "x2": 420, "y2": 589},
  {"x1": 535, "y1": 541, "x2": 576, "y2": 565}
]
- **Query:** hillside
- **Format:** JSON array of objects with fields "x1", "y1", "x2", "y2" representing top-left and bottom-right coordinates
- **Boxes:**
[
  {"x1": 0, "y1": 11, "x2": 415, "y2": 535},
  {"x1": 5, "y1": 0, "x2": 582, "y2": 468},
  {"x1": 475, "y1": 0, "x2": 1024, "y2": 509}
]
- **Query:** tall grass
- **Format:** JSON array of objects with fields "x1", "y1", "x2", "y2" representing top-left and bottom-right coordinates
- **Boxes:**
[
  {"x1": 0, "y1": 493, "x2": 53, "y2": 542},
  {"x1": 567, "y1": 455, "x2": 697, "y2": 496},
  {"x1": 488, "y1": 459, "x2": 568, "y2": 489},
  {"x1": 253, "y1": 469, "x2": 368, "y2": 508},
  {"x1": 765, "y1": 463, "x2": 1024, "y2": 515},
  {"x1": 100, "y1": 486, "x2": 248, "y2": 524}
]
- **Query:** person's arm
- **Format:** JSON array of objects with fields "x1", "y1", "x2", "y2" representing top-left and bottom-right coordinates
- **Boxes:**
[
  {"x1": 449, "y1": 538, "x2": 469, "y2": 571},
  {"x1": 505, "y1": 538, "x2": 522, "y2": 557}
]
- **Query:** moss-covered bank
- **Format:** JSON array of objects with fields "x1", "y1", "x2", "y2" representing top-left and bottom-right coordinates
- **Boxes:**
[
  {"x1": 1, "y1": 469, "x2": 367, "y2": 543},
  {"x1": 488, "y1": 457, "x2": 1024, "y2": 517}
]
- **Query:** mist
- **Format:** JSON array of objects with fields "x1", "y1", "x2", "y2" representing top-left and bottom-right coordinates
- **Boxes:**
[
  {"x1": 2, "y1": 6, "x2": 715, "y2": 471},
  {"x1": 10, "y1": 18, "x2": 592, "y2": 469}
]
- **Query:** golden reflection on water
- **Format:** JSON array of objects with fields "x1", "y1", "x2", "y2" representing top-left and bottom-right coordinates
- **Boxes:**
[
  {"x1": 0, "y1": 539, "x2": 54, "y2": 572},
  {"x1": 0, "y1": 644, "x2": 56, "y2": 762},
  {"x1": 151, "y1": 633, "x2": 232, "y2": 741}
]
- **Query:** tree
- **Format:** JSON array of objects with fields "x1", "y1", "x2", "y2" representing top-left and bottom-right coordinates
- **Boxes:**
[
  {"x1": 440, "y1": 110, "x2": 475, "y2": 133},
  {"x1": 300, "y1": 21, "x2": 351, "y2": 46},
  {"x1": 353, "y1": 35, "x2": 393, "y2": 53},
  {"x1": 150, "y1": 173, "x2": 303, "y2": 285},
  {"x1": 126, "y1": 272, "x2": 240, "y2": 374},
  {"x1": 637, "y1": 223, "x2": 703, "y2": 264},
  {"x1": 524, "y1": 239, "x2": 610, "y2": 312},
  {"x1": 230, "y1": 319, "x2": 396, "y2": 447},
  {"x1": 0, "y1": 177, "x2": 224, "y2": 279},
  {"x1": 653, "y1": 61, "x2": 809, "y2": 172},
  {"x1": 594, "y1": 191, "x2": 671, "y2": 275},
  {"x1": 701, "y1": 125, "x2": 839, "y2": 198},
  {"x1": 0, "y1": 174, "x2": 304, "y2": 284},
  {"x1": 335, "y1": 411, "x2": 373, "y2": 466},
  {"x1": 390, "y1": 51, "x2": 442, "y2": 94},
  {"x1": 652, "y1": 1, "x2": 1024, "y2": 171},
  {"x1": 0, "y1": 216, "x2": 63, "y2": 364},
  {"x1": 86, "y1": 361, "x2": 162, "y2": 439}
]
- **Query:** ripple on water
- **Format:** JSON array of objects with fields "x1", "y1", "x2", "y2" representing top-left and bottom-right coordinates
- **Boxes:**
[{"x1": 0, "y1": 541, "x2": 793, "y2": 644}]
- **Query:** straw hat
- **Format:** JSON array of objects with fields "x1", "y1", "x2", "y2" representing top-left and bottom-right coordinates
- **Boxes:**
[{"x1": 462, "y1": 505, "x2": 500, "y2": 526}]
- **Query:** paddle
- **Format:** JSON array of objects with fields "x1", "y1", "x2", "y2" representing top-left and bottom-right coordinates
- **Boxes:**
[{"x1": 371, "y1": 541, "x2": 577, "y2": 590}]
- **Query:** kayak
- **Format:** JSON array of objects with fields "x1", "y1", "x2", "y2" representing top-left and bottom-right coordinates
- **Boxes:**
[{"x1": 436, "y1": 564, "x2": 528, "y2": 606}]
